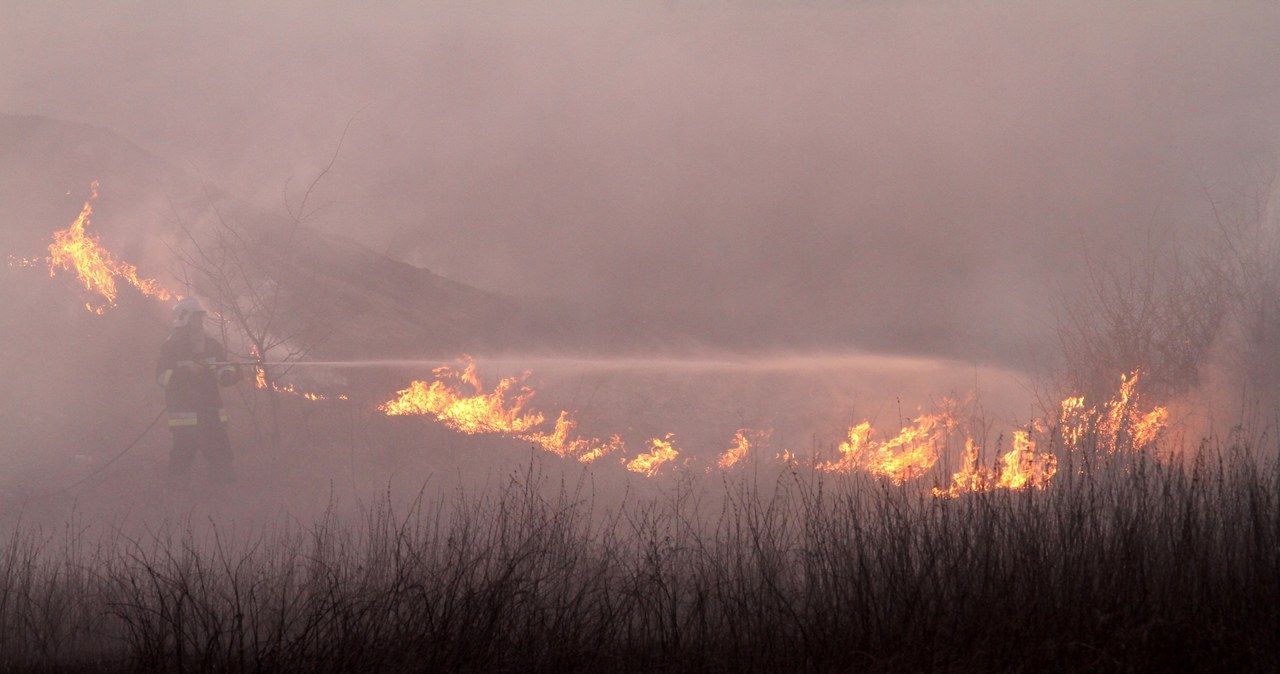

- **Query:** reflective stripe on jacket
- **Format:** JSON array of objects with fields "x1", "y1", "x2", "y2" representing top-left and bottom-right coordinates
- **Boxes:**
[{"x1": 166, "y1": 409, "x2": 229, "y2": 427}]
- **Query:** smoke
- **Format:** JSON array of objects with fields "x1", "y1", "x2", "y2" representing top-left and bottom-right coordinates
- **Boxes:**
[{"x1": 3, "y1": 2, "x2": 1279, "y2": 363}]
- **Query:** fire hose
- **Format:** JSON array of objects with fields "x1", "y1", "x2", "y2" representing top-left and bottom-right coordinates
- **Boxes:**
[
  {"x1": 26, "y1": 407, "x2": 168, "y2": 501},
  {"x1": 24, "y1": 358, "x2": 443, "y2": 500}
]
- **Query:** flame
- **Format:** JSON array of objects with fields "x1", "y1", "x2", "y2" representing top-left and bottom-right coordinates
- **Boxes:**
[
  {"x1": 379, "y1": 358, "x2": 544, "y2": 435},
  {"x1": 933, "y1": 438, "x2": 996, "y2": 498},
  {"x1": 1058, "y1": 371, "x2": 1168, "y2": 455},
  {"x1": 935, "y1": 371, "x2": 1165, "y2": 498},
  {"x1": 626, "y1": 434, "x2": 681, "y2": 477},
  {"x1": 1059, "y1": 396, "x2": 1089, "y2": 452},
  {"x1": 522, "y1": 411, "x2": 590, "y2": 457},
  {"x1": 1103, "y1": 372, "x2": 1168, "y2": 451},
  {"x1": 934, "y1": 431, "x2": 1058, "y2": 497},
  {"x1": 578, "y1": 434, "x2": 626, "y2": 463},
  {"x1": 717, "y1": 428, "x2": 770, "y2": 470},
  {"x1": 40, "y1": 182, "x2": 172, "y2": 312},
  {"x1": 995, "y1": 430, "x2": 1058, "y2": 490},
  {"x1": 818, "y1": 411, "x2": 951, "y2": 484},
  {"x1": 244, "y1": 347, "x2": 341, "y2": 400},
  {"x1": 263, "y1": 379, "x2": 345, "y2": 401},
  {"x1": 819, "y1": 422, "x2": 872, "y2": 474},
  {"x1": 521, "y1": 410, "x2": 624, "y2": 460}
]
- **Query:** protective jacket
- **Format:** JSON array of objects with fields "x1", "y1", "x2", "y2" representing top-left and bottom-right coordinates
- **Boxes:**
[{"x1": 156, "y1": 334, "x2": 238, "y2": 427}]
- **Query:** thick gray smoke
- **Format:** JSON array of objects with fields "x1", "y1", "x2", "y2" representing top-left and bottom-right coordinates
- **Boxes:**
[
  {"x1": 4, "y1": 1, "x2": 1279, "y2": 437},
  {"x1": 4, "y1": 1, "x2": 1279, "y2": 363}
]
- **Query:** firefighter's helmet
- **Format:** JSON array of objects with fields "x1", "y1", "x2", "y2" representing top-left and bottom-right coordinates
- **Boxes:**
[{"x1": 171, "y1": 297, "x2": 207, "y2": 328}]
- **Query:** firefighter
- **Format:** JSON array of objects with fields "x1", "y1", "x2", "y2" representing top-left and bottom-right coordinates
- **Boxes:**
[{"x1": 155, "y1": 297, "x2": 240, "y2": 487}]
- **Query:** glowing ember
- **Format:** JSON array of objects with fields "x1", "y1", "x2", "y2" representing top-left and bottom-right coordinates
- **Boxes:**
[
  {"x1": 40, "y1": 181, "x2": 173, "y2": 313},
  {"x1": 263, "y1": 379, "x2": 345, "y2": 401},
  {"x1": 379, "y1": 358, "x2": 544, "y2": 434},
  {"x1": 626, "y1": 434, "x2": 681, "y2": 477},
  {"x1": 717, "y1": 428, "x2": 768, "y2": 470},
  {"x1": 818, "y1": 411, "x2": 952, "y2": 484}
]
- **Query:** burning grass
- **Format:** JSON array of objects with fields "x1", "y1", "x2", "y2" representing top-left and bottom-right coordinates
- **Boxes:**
[
  {"x1": 30, "y1": 181, "x2": 174, "y2": 313},
  {"x1": 0, "y1": 434, "x2": 1275, "y2": 672}
]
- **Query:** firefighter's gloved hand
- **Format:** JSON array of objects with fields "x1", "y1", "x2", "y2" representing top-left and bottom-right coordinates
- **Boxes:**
[{"x1": 217, "y1": 365, "x2": 240, "y2": 386}]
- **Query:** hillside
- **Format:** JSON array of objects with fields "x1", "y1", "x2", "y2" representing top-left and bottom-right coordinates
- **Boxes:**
[
  {"x1": 0, "y1": 114, "x2": 620, "y2": 359},
  {"x1": 0, "y1": 114, "x2": 633, "y2": 492}
]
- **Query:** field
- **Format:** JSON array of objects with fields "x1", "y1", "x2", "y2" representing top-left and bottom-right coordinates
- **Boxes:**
[{"x1": 1, "y1": 425, "x2": 1275, "y2": 672}]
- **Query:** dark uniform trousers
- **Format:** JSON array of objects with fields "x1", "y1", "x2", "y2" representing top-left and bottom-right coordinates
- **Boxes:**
[{"x1": 169, "y1": 412, "x2": 234, "y2": 486}]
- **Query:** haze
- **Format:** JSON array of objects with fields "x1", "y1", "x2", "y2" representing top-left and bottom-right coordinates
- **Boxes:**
[{"x1": 4, "y1": 0, "x2": 1279, "y2": 362}]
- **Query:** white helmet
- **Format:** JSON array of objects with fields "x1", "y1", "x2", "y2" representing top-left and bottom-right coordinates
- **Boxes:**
[{"x1": 171, "y1": 297, "x2": 207, "y2": 328}]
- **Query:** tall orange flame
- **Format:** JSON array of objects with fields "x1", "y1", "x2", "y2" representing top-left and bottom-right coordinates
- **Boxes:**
[
  {"x1": 995, "y1": 430, "x2": 1058, "y2": 490},
  {"x1": 42, "y1": 181, "x2": 172, "y2": 313},
  {"x1": 1059, "y1": 396, "x2": 1089, "y2": 452},
  {"x1": 1098, "y1": 372, "x2": 1168, "y2": 453},
  {"x1": 933, "y1": 438, "x2": 995, "y2": 498},
  {"x1": 1058, "y1": 371, "x2": 1168, "y2": 455},
  {"x1": 934, "y1": 431, "x2": 1058, "y2": 497},
  {"x1": 935, "y1": 370, "x2": 1164, "y2": 498}
]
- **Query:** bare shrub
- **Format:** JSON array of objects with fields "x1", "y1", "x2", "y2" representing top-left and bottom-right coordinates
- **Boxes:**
[
  {"x1": 0, "y1": 434, "x2": 1275, "y2": 672},
  {"x1": 1054, "y1": 245, "x2": 1227, "y2": 402},
  {"x1": 1055, "y1": 174, "x2": 1280, "y2": 408}
]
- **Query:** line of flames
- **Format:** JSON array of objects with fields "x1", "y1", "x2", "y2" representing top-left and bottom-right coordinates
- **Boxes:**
[
  {"x1": 522, "y1": 411, "x2": 626, "y2": 463},
  {"x1": 933, "y1": 371, "x2": 1165, "y2": 498},
  {"x1": 27, "y1": 184, "x2": 1171, "y2": 487},
  {"x1": 365, "y1": 359, "x2": 1169, "y2": 486},
  {"x1": 257, "y1": 375, "x2": 348, "y2": 402},
  {"x1": 250, "y1": 348, "x2": 347, "y2": 401}
]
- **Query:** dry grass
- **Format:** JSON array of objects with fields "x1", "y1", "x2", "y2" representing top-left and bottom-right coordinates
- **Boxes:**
[{"x1": 1, "y1": 434, "x2": 1276, "y2": 673}]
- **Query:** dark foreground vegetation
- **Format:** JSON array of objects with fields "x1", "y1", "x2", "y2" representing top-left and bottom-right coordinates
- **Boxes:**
[{"x1": 1, "y1": 439, "x2": 1276, "y2": 673}]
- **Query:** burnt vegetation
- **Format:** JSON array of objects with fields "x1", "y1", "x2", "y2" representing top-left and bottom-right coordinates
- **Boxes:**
[{"x1": 0, "y1": 433, "x2": 1276, "y2": 673}]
